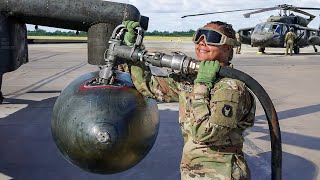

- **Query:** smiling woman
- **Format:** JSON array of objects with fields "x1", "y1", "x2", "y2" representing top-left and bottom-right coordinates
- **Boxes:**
[{"x1": 119, "y1": 19, "x2": 257, "y2": 179}]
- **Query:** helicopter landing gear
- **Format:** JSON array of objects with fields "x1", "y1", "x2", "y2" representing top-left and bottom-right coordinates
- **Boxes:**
[
  {"x1": 294, "y1": 46, "x2": 300, "y2": 54},
  {"x1": 313, "y1": 45, "x2": 318, "y2": 53},
  {"x1": 258, "y1": 47, "x2": 265, "y2": 53},
  {"x1": 0, "y1": 73, "x2": 3, "y2": 104},
  {"x1": 0, "y1": 91, "x2": 3, "y2": 104}
]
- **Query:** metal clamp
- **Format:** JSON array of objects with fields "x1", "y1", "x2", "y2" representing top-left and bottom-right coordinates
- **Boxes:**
[{"x1": 130, "y1": 27, "x2": 145, "y2": 58}]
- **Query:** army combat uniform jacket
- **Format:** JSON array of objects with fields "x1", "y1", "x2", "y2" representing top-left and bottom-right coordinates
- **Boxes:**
[
  {"x1": 123, "y1": 61, "x2": 256, "y2": 180},
  {"x1": 285, "y1": 31, "x2": 296, "y2": 44},
  {"x1": 285, "y1": 31, "x2": 296, "y2": 55}
]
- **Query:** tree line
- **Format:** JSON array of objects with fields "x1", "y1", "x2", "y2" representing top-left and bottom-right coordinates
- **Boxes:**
[
  {"x1": 145, "y1": 30, "x2": 195, "y2": 37},
  {"x1": 27, "y1": 29, "x2": 87, "y2": 36},
  {"x1": 27, "y1": 29, "x2": 195, "y2": 37}
]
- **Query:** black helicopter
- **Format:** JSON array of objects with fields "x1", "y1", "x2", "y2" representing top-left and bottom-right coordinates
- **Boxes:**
[{"x1": 182, "y1": 4, "x2": 320, "y2": 54}]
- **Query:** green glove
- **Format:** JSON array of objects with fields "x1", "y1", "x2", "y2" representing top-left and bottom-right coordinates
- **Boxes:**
[
  {"x1": 122, "y1": 21, "x2": 140, "y2": 46},
  {"x1": 194, "y1": 60, "x2": 220, "y2": 89}
]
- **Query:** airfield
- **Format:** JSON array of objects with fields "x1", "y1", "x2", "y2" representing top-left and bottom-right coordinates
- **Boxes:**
[{"x1": 0, "y1": 42, "x2": 320, "y2": 180}]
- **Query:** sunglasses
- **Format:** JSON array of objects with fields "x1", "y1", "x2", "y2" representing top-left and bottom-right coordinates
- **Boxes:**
[{"x1": 192, "y1": 28, "x2": 236, "y2": 46}]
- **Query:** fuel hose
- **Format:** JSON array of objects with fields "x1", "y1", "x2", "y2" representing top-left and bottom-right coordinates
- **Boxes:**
[
  {"x1": 103, "y1": 40, "x2": 282, "y2": 180},
  {"x1": 219, "y1": 66, "x2": 282, "y2": 180}
]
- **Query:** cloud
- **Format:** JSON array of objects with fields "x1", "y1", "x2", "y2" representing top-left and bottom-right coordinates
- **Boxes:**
[{"x1": 28, "y1": 0, "x2": 320, "y2": 32}]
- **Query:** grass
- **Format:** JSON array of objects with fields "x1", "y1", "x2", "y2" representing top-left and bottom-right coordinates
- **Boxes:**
[{"x1": 27, "y1": 36, "x2": 192, "y2": 42}]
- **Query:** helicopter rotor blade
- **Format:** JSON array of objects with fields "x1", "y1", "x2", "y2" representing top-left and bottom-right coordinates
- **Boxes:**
[
  {"x1": 289, "y1": 8, "x2": 316, "y2": 20},
  {"x1": 295, "y1": 7, "x2": 320, "y2": 10},
  {"x1": 243, "y1": 4, "x2": 320, "y2": 18},
  {"x1": 181, "y1": 4, "x2": 320, "y2": 20},
  {"x1": 181, "y1": 7, "x2": 264, "y2": 18},
  {"x1": 243, "y1": 7, "x2": 279, "y2": 18}
]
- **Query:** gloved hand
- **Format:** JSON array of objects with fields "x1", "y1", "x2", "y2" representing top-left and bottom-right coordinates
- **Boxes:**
[
  {"x1": 194, "y1": 60, "x2": 220, "y2": 90},
  {"x1": 122, "y1": 21, "x2": 140, "y2": 46}
]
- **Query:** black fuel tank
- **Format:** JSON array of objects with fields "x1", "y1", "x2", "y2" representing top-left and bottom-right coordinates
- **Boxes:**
[{"x1": 51, "y1": 72, "x2": 159, "y2": 174}]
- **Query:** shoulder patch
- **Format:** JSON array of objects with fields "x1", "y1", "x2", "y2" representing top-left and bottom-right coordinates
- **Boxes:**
[{"x1": 222, "y1": 104, "x2": 233, "y2": 117}]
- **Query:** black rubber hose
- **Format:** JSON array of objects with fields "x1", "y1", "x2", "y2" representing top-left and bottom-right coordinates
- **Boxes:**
[{"x1": 219, "y1": 66, "x2": 282, "y2": 180}]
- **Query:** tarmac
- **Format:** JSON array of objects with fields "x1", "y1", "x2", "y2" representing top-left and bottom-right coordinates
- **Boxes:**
[{"x1": 0, "y1": 42, "x2": 320, "y2": 180}]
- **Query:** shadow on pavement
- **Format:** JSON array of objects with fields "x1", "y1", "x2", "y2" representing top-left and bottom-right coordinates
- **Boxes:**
[
  {"x1": 0, "y1": 98, "x2": 183, "y2": 180},
  {"x1": 252, "y1": 104, "x2": 320, "y2": 151},
  {"x1": 0, "y1": 98, "x2": 318, "y2": 179},
  {"x1": 259, "y1": 52, "x2": 320, "y2": 56},
  {"x1": 248, "y1": 151, "x2": 318, "y2": 180},
  {"x1": 255, "y1": 104, "x2": 320, "y2": 122}
]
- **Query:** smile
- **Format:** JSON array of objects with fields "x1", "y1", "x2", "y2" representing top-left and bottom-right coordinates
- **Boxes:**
[{"x1": 199, "y1": 49, "x2": 209, "y2": 53}]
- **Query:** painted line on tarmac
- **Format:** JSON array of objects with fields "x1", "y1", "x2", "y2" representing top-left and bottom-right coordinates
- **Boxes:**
[
  {"x1": 4, "y1": 62, "x2": 87, "y2": 98},
  {"x1": 29, "y1": 52, "x2": 68, "y2": 62}
]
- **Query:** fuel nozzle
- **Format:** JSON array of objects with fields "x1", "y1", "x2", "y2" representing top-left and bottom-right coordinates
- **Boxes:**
[
  {"x1": 142, "y1": 52, "x2": 199, "y2": 74},
  {"x1": 98, "y1": 25, "x2": 146, "y2": 85},
  {"x1": 97, "y1": 24, "x2": 126, "y2": 84},
  {"x1": 98, "y1": 24, "x2": 199, "y2": 85}
]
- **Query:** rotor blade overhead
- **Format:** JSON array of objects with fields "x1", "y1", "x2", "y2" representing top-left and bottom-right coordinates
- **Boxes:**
[
  {"x1": 243, "y1": 4, "x2": 320, "y2": 18},
  {"x1": 295, "y1": 7, "x2": 320, "y2": 10},
  {"x1": 181, "y1": 7, "x2": 264, "y2": 18},
  {"x1": 243, "y1": 7, "x2": 279, "y2": 18},
  {"x1": 290, "y1": 9, "x2": 316, "y2": 20},
  {"x1": 181, "y1": 4, "x2": 320, "y2": 19}
]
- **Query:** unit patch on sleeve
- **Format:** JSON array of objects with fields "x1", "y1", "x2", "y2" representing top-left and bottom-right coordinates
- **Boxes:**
[{"x1": 222, "y1": 104, "x2": 233, "y2": 117}]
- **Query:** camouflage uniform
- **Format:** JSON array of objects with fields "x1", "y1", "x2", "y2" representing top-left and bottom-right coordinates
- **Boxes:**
[
  {"x1": 285, "y1": 31, "x2": 296, "y2": 56},
  {"x1": 235, "y1": 33, "x2": 241, "y2": 54},
  {"x1": 121, "y1": 61, "x2": 256, "y2": 180}
]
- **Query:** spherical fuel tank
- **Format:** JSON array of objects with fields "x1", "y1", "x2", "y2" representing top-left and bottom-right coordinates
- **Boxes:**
[{"x1": 51, "y1": 72, "x2": 159, "y2": 174}]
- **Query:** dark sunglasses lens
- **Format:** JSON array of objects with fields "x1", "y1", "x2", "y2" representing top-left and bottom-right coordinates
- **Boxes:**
[
  {"x1": 194, "y1": 30, "x2": 203, "y2": 42},
  {"x1": 205, "y1": 30, "x2": 222, "y2": 44},
  {"x1": 195, "y1": 29, "x2": 222, "y2": 44}
]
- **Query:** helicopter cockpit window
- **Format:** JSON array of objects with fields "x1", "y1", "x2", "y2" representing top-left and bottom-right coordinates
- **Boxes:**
[
  {"x1": 254, "y1": 23, "x2": 275, "y2": 33},
  {"x1": 274, "y1": 24, "x2": 282, "y2": 34},
  {"x1": 282, "y1": 26, "x2": 288, "y2": 35}
]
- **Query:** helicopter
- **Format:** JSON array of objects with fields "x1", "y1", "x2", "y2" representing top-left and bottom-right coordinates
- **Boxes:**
[{"x1": 182, "y1": 4, "x2": 320, "y2": 54}]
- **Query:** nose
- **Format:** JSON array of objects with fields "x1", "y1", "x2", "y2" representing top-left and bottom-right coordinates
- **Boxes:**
[
  {"x1": 251, "y1": 34, "x2": 274, "y2": 47},
  {"x1": 198, "y1": 36, "x2": 207, "y2": 46}
]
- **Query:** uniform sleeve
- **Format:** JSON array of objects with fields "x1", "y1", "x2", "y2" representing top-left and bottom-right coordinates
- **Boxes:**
[
  {"x1": 190, "y1": 78, "x2": 253, "y2": 143},
  {"x1": 129, "y1": 62, "x2": 180, "y2": 102}
]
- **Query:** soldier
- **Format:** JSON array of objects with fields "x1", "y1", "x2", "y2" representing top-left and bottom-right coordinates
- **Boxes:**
[
  {"x1": 285, "y1": 27, "x2": 296, "y2": 56},
  {"x1": 122, "y1": 20, "x2": 256, "y2": 179},
  {"x1": 235, "y1": 32, "x2": 242, "y2": 54}
]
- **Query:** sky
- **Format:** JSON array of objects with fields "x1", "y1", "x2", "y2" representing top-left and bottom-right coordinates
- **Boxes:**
[{"x1": 26, "y1": 0, "x2": 320, "y2": 32}]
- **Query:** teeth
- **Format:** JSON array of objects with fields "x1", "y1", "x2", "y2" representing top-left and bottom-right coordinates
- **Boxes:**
[{"x1": 200, "y1": 49, "x2": 208, "y2": 53}]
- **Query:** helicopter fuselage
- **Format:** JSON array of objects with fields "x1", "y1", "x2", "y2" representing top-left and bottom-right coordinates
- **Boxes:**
[
  {"x1": 248, "y1": 21, "x2": 320, "y2": 49},
  {"x1": 251, "y1": 22, "x2": 288, "y2": 48}
]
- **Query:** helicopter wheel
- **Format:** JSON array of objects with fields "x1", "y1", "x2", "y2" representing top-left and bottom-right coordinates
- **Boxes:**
[
  {"x1": 294, "y1": 46, "x2": 300, "y2": 54},
  {"x1": 258, "y1": 47, "x2": 265, "y2": 53}
]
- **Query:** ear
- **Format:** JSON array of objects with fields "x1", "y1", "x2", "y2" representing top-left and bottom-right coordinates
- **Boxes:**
[{"x1": 222, "y1": 45, "x2": 232, "y2": 52}]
